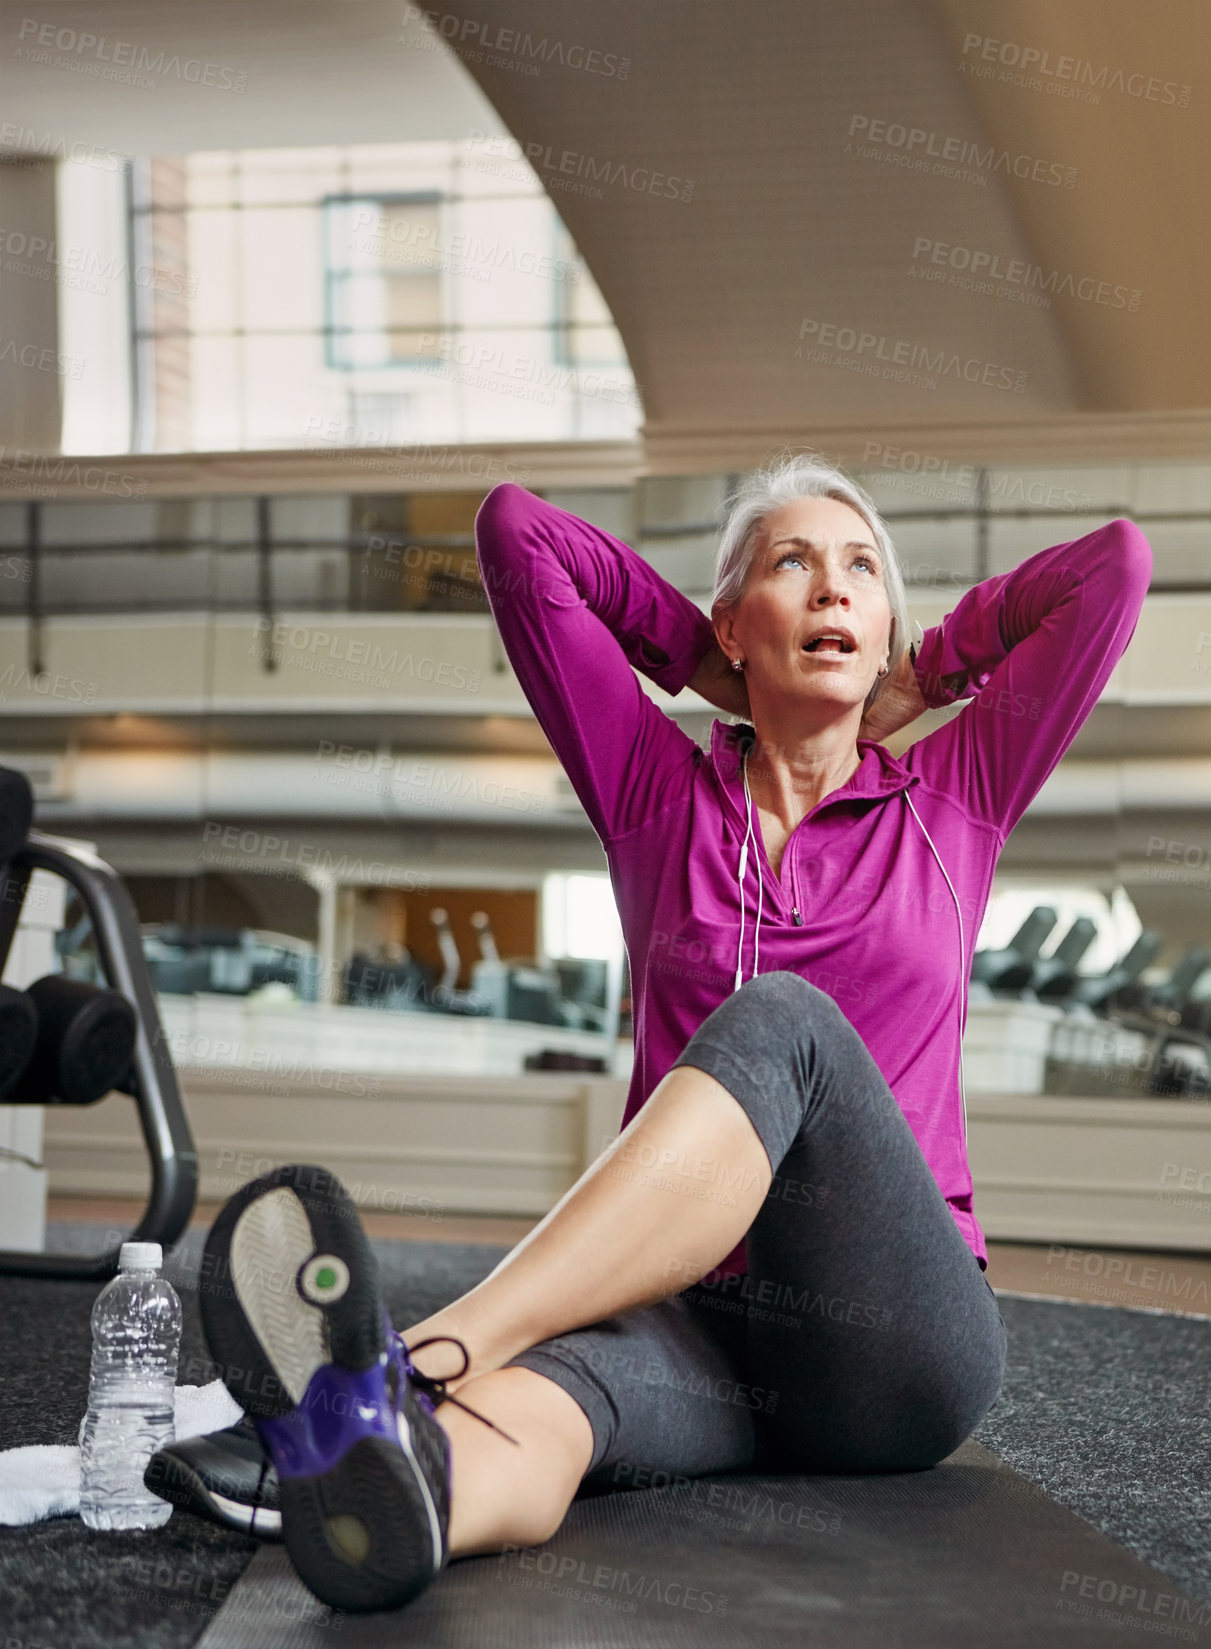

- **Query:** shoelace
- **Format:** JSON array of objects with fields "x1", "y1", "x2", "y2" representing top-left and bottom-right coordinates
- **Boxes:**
[
  {"x1": 398, "y1": 1332, "x2": 521, "y2": 1447},
  {"x1": 244, "y1": 1331, "x2": 523, "y2": 1530},
  {"x1": 249, "y1": 1452, "x2": 272, "y2": 1537}
]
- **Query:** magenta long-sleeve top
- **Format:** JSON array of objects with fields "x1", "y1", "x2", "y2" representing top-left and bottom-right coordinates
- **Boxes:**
[{"x1": 474, "y1": 482, "x2": 1153, "y2": 1275}]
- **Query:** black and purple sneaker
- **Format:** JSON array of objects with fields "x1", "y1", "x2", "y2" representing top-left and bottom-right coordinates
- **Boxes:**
[{"x1": 198, "y1": 1163, "x2": 512, "y2": 1614}]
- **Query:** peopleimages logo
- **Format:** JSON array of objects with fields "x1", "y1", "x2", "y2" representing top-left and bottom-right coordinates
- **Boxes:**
[
  {"x1": 796, "y1": 318, "x2": 1027, "y2": 394},
  {"x1": 15, "y1": 18, "x2": 248, "y2": 92},
  {"x1": 249, "y1": 619, "x2": 483, "y2": 692},
  {"x1": 0, "y1": 448, "x2": 147, "y2": 498},
  {"x1": 0, "y1": 229, "x2": 197, "y2": 298},
  {"x1": 1058, "y1": 1571, "x2": 1211, "y2": 1635},
  {"x1": 0, "y1": 664, "x2": 98, "y2": 703},
  {"x1": 520, "y1": 142, "x2": 694, "y2": 204},
  {"x1": 401, "y1": 6, "x2": 630, "y2": 79},
  {"x1": 312, "y1": 742, "x2": 549, "y2": 817},
  {"x1": 347, "y1": 207, "x2": 582, "y2": 283},
  {"x1": 959, "y1": 33, "x2": 1191, "y2": 108},
  {"x1": 0, "y1": 122, "x2": 122, "y2": 171},
  {"x1": 858, "y1": 442, "x2": 1091, "y2": 510},
  {"x1": 199, "y1": 822, "x2": 431, "y2": 890},
  {"x1": 910, "y1": 238, "x2": 1141, "y2": 311},
  {"x1": 417, "y1": 334, "x2": 642, "y2": 408},
  {"x1": 0, "y1": 334, "x2": 85, "y2": 377},
  {"x1": 847, "y1": 115, "x2": 1076, "y2": 189}
]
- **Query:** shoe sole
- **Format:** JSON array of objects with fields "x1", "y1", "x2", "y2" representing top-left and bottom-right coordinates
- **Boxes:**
[
  {"x1": 199, "y1": 1164, "x2": 446, "y2": 1613},
  {"x1": 143, "y1": 1450, "x2": 283, "y2": 1539}
]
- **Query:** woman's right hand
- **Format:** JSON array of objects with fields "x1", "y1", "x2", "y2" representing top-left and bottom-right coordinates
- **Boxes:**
[{"x1": 687, "y1": 639, "x2": 752, "y2": 719}]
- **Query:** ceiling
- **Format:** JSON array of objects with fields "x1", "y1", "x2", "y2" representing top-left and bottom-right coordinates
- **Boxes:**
[
  {"x1": 442, "y1": 0, "x2": 1211, "y2": 467},
  {"x1": 0, "y1": 0, "x2": 504, "y2": 149},
  {"x1": 3, "y1": 0, "x2": 1208, "y2": 470}
]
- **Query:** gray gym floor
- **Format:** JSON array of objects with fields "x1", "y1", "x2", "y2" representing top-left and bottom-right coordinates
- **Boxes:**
[{"x1": 2, "y1": 1224, "x2": 1208, "y2": 1648}]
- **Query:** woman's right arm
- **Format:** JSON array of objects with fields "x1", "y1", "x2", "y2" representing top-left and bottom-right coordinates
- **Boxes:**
[{"x1": 474, "y1": 483, "x2": 718, "y2": 844}]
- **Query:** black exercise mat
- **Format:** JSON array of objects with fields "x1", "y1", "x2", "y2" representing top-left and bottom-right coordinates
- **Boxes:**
[
  {"x1": 194, "y1": 1438, "x2": 1211, "y2": 1649},
  {"x1": 3, "y1": 1225, "x2": 1210, "y2": 1649}
]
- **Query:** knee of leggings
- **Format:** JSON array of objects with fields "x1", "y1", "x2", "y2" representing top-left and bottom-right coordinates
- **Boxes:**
[
  {"x1": 903, "y1": 1341, "x2": 1009, "y2": 1468},
  {"x1": 775, "y1": 1360, "x2": 1005, "y2": 1476},
  {"x1": 737, "y1": 970, "x2": 843, "y2": 1027},
  {"x1": 877, "y1": 1411, "x2": 980, "y2": 1474},
  {"x1": 779, "y1": 1411, "x2": 967, "y2": 1476},
  {"x1": 887, "y1": 1368, "x2": 1008, "y2": 1473}
]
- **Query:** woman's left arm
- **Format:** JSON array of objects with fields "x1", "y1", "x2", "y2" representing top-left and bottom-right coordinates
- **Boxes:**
[{"x1": 905, "y1": 518, "x2": 1153, "y2": 837}]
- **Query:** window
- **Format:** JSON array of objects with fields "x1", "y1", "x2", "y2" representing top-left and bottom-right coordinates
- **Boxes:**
[
  {"x1": 325, "y1": 195, "x2": 444, "y2": 368},
  {"x1": 977, "y1": 884, "x2": 1142, "y2": 978},
  {"x1": 552, "y1": 220, "x2": 629, "y2": 370},
  {"x1": 543, "y1": 873, "x2": 624, "y2": 963},
  {"x1": 119, "y1": 141, "x2": 639, "y2": 450}
]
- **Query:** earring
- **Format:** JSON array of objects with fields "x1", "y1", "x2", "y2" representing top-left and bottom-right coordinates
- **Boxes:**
[
  {"x1": 876, "y1": 663, "x2": 889, "y2": 677},
  {"x1": 731, "y1": 658, "x2": 745, "y2": 673}
]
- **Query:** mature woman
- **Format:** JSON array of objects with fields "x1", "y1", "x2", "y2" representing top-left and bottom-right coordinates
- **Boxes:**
[{"x1": 197, "y1": 454, "x2": 1152, "y2": 1613}]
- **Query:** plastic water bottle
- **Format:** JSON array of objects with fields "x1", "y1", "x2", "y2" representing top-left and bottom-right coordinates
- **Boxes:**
[{"x1": 79, "y1": 1241, "x2": 182, "y2": 1531}]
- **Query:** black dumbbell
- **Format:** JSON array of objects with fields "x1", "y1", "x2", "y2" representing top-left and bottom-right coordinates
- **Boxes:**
[
  {"x1": 0, "y1": 766, "x2": 33, "y2": 864},
  {"x1": 20, "y1": 975, "x2": 137, "y2": 1105},
  {"x1": 0, "y1": 984, "x2": 38, "y2": 1098}
]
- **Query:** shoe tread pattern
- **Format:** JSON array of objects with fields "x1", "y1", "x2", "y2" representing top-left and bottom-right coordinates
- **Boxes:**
[
  {"x1": 230, "y1": 1188, "x2": 325, "y2": 1406},
  {"x1": 200, "y1": 1165, "x2": 383, "y2": 1419},
  {"x1": 281, "y1": 1434, "x2": 445, "y2": 1613},
  {"x1": 201, "y1": 1165, "x2": 449, "y2": 1612}
]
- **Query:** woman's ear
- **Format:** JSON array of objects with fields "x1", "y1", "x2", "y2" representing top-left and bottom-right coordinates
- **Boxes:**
[{"x1": 713, "y1": 604, "x2": 738, "y2": 657}]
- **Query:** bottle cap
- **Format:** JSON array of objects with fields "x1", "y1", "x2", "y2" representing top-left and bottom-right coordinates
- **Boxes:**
[{"x1": 119, "y1": 1241, "x2": 162, "y2": 1271}]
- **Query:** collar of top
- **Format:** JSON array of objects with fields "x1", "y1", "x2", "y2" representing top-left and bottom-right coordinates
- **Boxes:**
[{"x1": 708, "y1": 719, "x2": 921, "y2": 814}]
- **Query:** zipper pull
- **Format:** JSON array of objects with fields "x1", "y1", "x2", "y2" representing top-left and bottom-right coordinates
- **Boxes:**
[{"x1": 792, "y1": 907, "x2": 803, "y2": 926}]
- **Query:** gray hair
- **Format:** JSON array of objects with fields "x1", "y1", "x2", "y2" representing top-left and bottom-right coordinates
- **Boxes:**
[{"x1": 712, "y1": 452, "x2": 910, "y2": 713}]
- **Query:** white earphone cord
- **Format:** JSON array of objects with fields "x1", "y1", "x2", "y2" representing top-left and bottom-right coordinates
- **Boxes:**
[
  {"x1": 734, "y1": 750, "x2": 764, "y2": 991},
  {"x1": 734, "y1": 752, "x2": 968, "y2": 1147}
]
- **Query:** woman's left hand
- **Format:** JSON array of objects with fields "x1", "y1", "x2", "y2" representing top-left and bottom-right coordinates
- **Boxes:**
[
  {"x1": 687, "y1": 639, "x2": 752, "y2": 719},
  {"x1": 858, "y1": 648, "x2": 928, "y2": 744}
]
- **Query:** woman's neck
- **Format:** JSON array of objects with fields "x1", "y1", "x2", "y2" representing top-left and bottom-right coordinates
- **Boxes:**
[{"x1": 743, "y1": 724, "x2": 863, "y2": 825}]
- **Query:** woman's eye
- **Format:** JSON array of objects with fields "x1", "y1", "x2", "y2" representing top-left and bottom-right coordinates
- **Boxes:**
[{"x1": 775, "y1": 551, "x2": 877, "y2": 574}]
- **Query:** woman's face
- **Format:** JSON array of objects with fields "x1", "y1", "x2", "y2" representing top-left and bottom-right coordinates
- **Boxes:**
[{"x1": 715, "y1": 495, "x2": 892, "y2": 719}]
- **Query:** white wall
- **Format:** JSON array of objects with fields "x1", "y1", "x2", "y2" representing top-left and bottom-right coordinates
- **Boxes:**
[{"x1": 0, "y1": 870, "x2": 67, "y2": 1250}]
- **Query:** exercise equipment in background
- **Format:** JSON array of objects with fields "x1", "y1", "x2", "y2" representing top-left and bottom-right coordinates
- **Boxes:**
[
  {"x1": 973, "y1": 902, "x2": 1211, "y2": 1099},
  {"x1": 0, "y1": 766, "x2": 197, "y2": 1280}
]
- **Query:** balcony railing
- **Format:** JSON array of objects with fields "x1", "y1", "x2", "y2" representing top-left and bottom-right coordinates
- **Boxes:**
[{"x1": 2, "y1": 501, "x2": 1208, "y2": 666}]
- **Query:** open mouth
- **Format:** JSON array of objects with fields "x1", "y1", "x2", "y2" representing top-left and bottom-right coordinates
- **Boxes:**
[{"x1": 802, "y1": 637, "x2": 855, "y2": 655}]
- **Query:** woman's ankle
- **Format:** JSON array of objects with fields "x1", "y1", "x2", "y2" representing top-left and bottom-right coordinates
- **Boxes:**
[{"x1": 401, "y1": 1311, "x2": 507, "y2": 1387}]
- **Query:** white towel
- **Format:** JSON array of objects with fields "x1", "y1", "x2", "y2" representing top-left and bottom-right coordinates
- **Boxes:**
[{"x1": 0, "y1": 1380, "x2": 245, "y2": 1526}]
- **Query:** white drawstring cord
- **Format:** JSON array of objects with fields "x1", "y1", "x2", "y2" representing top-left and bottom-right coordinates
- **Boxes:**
[
  {"x1": 904, "y1": 789, "x2": 969, "y2": 1148},
  {"x1": 741, "y1": 749, "x2": 764, "y2": 982}
]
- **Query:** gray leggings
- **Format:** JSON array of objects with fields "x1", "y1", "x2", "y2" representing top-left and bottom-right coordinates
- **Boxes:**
[{"x1": 506, "y1": 971, "x2": 1007, "y2": 1485}]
